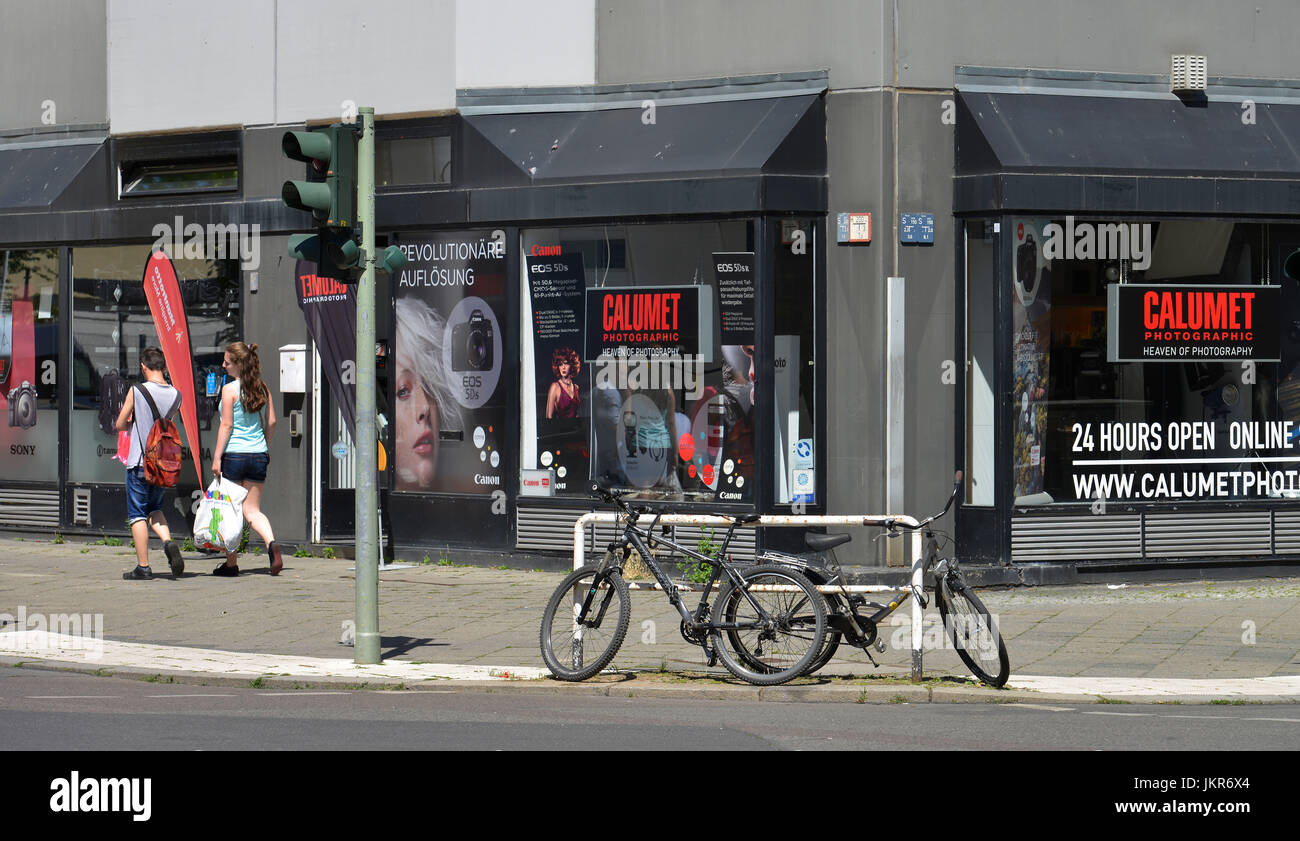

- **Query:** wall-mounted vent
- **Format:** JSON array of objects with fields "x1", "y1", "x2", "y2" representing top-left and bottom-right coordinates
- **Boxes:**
[
  {"x1": 1170, "y1": 54, "x2": 1208, "y2": 93},
  {"x1": 73, "y1": 488, "x2": 91, "y2": 526}
]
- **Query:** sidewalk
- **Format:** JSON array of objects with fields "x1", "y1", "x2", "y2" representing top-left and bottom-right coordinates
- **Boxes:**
[{"x1": 1, "y1": 535, "x2": 1299, "y2": 703}]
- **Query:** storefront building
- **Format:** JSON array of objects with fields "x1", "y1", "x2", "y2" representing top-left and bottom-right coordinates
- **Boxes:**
[
  {"x1": 0, "y1": 70, "x2": 828, "y2": 564},
  {"x1": 955, "y1": 68, "x2": 1300, "y2": 577},
  {"x1": 5, "y1": 2, "x2": 1300, "y2": 578}
]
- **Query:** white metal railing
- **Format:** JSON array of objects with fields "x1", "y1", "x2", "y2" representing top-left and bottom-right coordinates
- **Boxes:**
[{"x1": 572, "y1": 512, "x2": 926, "y2": 680}]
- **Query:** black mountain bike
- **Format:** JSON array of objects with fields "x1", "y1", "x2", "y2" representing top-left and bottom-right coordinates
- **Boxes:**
[
  {"x1": 539, "y1": 484, "x2": 828, "y2": 686},
  {"x1": 745, "y1": 472, "x2": 1011, "y2": 687}
]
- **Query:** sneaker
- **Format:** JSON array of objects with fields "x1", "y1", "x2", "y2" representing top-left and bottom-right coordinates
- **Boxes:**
[
  {"x1": 123, "y1": 565, "x2": 154, "y2": 581},
  {"x1": 212, "y1": 562, "x2": 240, "y2": 577},
  {"x1": 164, "y1": 540, "x2": 185, "y2": 577},
  {"x1": 268, "y1": 541, "x2": 283, "y2": 576}
]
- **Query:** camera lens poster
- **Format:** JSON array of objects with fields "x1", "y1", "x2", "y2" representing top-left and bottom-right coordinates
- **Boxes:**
[
  {"x1": 393, "y1": 232, "x2": 507, "y2": 494},
  {"x1": 1011, "y1": 219, "x2": 1053, "y2": 500},
  {"x1": 526, "y1": 251, "x2": 588, "y2": 491}
]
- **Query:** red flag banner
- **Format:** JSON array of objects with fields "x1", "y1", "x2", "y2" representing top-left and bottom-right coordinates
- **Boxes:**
[{"x1": 141, "y1": 250, "x2": 203, "y2": 486}]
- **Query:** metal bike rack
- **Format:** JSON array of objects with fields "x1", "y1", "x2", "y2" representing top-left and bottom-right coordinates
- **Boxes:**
[{"x1": 573, "y1": 512, "x2": 927, "y2": 681}]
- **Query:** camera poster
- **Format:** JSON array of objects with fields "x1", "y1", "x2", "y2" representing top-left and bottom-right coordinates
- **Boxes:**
[
  {"x1": 526, "y1": 251, "x2": 588, "y2": 491},
  {"x1": 393, "y1": 232, "x2": 507, "y2": 494},
  {"x1": 0, "y1": 249, "x2": 59, "y2": 482},
  {"x1": 1011, "y1": 218, "x2": 1053, "y2": 500},
  {"x1": 713, "y1": 252, "x2": 755, "y2": 344}
]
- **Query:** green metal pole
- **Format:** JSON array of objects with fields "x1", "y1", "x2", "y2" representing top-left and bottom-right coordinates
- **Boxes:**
[{"x1": 354, "y1": 107, "x2": 380, "y2": 664}]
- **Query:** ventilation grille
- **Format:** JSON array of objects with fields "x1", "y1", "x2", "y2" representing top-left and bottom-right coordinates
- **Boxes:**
[
  {"x1": 73, "y1": 488, "x2": 91, "y2": 525},
  {"x1": 1171, "y1": 54, "x2": 1208, "y2": 92},
  {"x1": 0, "y1": 487, "x2": 60, "y2": 529},
  {"x1": 1013, "y1": 509, "x2": 1294, "y2": 563},
  {"x1": 1012, "y1": 515, "x2": 1142, "y2": 562},
  {"x1": 1144, "y1": 512, "x2": 1270, "y2": 557}
]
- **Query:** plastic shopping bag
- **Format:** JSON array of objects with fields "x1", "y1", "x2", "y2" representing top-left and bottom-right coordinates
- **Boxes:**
[
  {"x1": 193, "y1": 476, "x2": 248, "y2": 553},
  {"x1": 113, "y1": 430, "x2": 131, "y2": 465}
]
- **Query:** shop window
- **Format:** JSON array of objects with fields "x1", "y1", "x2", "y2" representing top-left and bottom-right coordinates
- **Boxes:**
[
  {"x1": 119, "y1": 158, "x2": 238, "y2": 196},
  {"x1": 520, "y1": 222, "x2": 755, "y2": 503},
  {"x1": 1011, "y1": 219, "x2": 1300, "y2": 506},
  {"x1": 773, "y1": 219, "x2": 817, "y2": 505},
  {"x1": 70, "y1": 245, "x2": 241, "y2": 484},
  {"x1": 0, "y1": 249, "x2": 60, "y2": 482},
  {"x1": 377, "y1": 136, "x2": 452, "y2": 186}
]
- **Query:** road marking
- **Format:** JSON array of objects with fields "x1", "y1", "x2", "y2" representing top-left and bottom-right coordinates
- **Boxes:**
[
  {"x1": 145, "y1": 694, "x2": 234, "y2": 698},
  {"x1": 1247, "y1": 717, "x2": 1300, "y2": 723},
  {"x1": 1159, "y1": 714, "x2": 1237, "y2": 720},
  {"x1": 1007, "y1": 703, "x2": 1075, "y2": 712},
  {"x1": 1082, "y1": 711, "x2": 1153, "y2": 717},
  {"x1": 256, "y1": 692, "x2": 351, "y2": 696},
  {"x1": 26, "y1": 695, "x2": 121, "y2": 699}
]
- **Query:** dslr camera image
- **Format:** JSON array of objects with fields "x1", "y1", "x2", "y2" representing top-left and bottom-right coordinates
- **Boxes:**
[
  {"x1": 451, "y1": 309, "x2": 494, "y2": 372},
  {"x1": 7, "y1": 381, "x2": 37, "y2": 429},
  {"x1": 1016, "y1": 233, "x2": 1039, "y2": 301}
]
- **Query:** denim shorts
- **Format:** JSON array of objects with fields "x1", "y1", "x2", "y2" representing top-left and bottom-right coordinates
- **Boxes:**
[
  {"x1": 125, "y1": 466, "x2": 166, "y2": 525},
  {"x1": 222, "y1": 451, "x2": 269, "y2": 483}
]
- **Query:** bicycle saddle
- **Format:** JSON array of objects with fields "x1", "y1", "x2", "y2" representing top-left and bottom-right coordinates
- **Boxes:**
[{"x1": 804, "y1": 532, "x2": 852, "y2": 552}]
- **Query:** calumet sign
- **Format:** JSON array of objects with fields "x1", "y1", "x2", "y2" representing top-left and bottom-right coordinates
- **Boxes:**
[
  {"x1": 585, "y1": 285, "x2": 702, "y2": 359},
  {"x1": 1107, "y1": 284, "x2": 1280, "y2": 362}
]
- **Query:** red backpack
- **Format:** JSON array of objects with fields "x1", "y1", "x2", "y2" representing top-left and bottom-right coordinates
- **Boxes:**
[{"x1": 135, "y1": 386, "x2": 183, "y2": 487}]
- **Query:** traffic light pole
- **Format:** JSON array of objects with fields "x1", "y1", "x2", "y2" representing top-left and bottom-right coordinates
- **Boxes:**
[{"x1": 354, "y1": 106, "x2": 380, "y2": 665}]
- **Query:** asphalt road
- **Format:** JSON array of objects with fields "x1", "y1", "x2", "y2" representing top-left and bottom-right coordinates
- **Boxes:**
[{"x1": 4, "y1": 667, "x2": 1299, "y2": 752}]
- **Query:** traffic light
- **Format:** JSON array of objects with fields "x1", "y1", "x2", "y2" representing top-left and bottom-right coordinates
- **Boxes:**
[{"x1": 282, "y1": 124, "x2": 359, "y2": 279}]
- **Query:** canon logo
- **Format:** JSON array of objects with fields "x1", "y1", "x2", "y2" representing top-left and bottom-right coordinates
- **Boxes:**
[{"x1": 530, "y1": 244, "x2": 562, "y2": 256}]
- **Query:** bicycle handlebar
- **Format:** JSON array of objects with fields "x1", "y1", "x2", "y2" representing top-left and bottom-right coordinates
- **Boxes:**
[{"x1": 881, "y1": 471, "x2": 964, "y2": 532}]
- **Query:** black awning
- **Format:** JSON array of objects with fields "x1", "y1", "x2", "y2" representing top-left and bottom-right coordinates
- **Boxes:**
[
  {"x1": 0, "y1": 140, "x2": 103, "y2": 211},
  {"x1": 465, "y1": 94, "x2": 824, "y2": 183},
  {"x1": 955, "y1": 91, "x2": 1300, "y2": 215}
]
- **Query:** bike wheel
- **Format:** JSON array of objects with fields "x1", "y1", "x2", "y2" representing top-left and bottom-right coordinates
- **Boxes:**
[
  {"x1": 936, "y1": 577, "x2": 1010, "y2": 688},
  {"x1": 539, "y1": 566, "x2": 631, "y2": 681},
  {"x1": 712, "y1": 565, "x2": 826, "y2": 686}
]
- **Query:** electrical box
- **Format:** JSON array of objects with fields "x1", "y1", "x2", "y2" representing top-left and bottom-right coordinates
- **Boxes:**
[{"x1": 280, "y1": 344, "x2": 307, "y2": 393}]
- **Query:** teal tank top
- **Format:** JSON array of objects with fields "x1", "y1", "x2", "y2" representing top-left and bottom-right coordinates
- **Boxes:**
[{"x1": 228, "y1": 380, "x2": 267, "y2": 453}]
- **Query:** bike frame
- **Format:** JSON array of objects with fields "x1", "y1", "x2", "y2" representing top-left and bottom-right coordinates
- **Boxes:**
[{"x1": 588, "y1": 514, "x2": 782, "y2": 635}]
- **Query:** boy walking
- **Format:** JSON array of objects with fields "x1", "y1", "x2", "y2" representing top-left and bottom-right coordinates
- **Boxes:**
[{"x1": 114, "y1": 347, "x2": 185, "y2": 580}]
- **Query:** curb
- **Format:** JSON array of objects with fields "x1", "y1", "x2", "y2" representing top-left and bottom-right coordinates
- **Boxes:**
[{"x1": 9, "y1": 655, "x2": 1295, "y2": 704}]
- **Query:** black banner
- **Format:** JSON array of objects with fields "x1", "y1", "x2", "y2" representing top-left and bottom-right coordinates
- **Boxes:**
[
  {"x1": 713, "y1": 252, "x2": 755, "y2": 345},
  {"x1": 1108, "y1": 284, "x2": 1281, "y2": 362},
  {"x1": 295, "y1": 261, "x2": 356, "y2": 440},
  {"x1": 585, "y1": 285, "x2": 700, "y2": 360},
  {"x1": 527, "y1": 252, "x2": 588, "y2": 491}
]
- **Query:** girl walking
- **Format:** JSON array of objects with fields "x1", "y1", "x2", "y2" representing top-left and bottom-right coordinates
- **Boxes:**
[{"x1": 211, "y1": 341, "x2": 282, "y2": 576}]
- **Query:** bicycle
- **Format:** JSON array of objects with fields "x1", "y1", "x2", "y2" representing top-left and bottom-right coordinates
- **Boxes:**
[
  {"x1": 746, "y1": 472, "x2": 1011, "y2": 687},
  {"x1": 539, "y1": 484, "x2": 828, "y2": 686}
]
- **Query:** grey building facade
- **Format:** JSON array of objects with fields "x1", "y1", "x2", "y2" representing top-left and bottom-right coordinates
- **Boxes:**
[{"x1": 3, "y1": 1, "x2": 1300, "y2": 576}]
